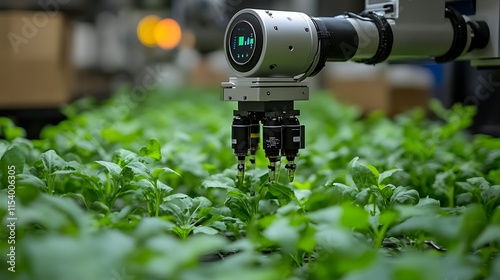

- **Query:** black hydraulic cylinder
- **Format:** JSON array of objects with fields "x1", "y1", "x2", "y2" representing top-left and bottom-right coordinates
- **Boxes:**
[
  {"x1": 263, "y1": 117, "x2": 282, "y2": 159},
  {"x1": 232, "y1": 116, "x2": 250, "y2": 157}
]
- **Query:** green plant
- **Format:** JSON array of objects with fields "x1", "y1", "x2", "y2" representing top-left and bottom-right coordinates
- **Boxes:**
[{"x1": 1, "y1": 87, "x2": 499, "y2": 280}]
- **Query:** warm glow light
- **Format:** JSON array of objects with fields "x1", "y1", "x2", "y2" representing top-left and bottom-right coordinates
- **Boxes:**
[
  {"x1": 154, "y1": 18, "x2": 182, "y2": 50},
  {"x1": 137, "y1": 15, "x2": 161, "y2": 47}
]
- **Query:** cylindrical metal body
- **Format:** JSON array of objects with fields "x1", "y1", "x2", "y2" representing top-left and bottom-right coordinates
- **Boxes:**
[
  {"x1": 262, "y1": 117, "x2": 282, "y2": 158},
  {"x1": 224, "y1": 8, "x2": 489, "y2": 79},
  {"x1": 389, "y1": 20, "x2": 457, "y2": 58},
  {"x1": 319, "y1": 16, "x2": 460, "y2": 61},
  {"x1": 282, "y1": 117, "x2": 302, "y2": 157},
  {"x1": 225, "y1": 9, "x2": 319, "y2": 77},
  {"x1": 232, "y1": 117, "x2": 250, "y2": 156}
]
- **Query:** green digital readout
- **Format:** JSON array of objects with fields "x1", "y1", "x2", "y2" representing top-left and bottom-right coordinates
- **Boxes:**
[
  {"x1": 229, "y1": 21, "x2": 256, "y2": 65},
  {"x1": 238, "y1": 36, "x2": 254, "y2": 46}
]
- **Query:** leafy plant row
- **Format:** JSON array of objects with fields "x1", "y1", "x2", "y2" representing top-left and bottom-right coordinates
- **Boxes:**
[{"x1": 0, "y1": 88, "x2": 499, "y2": 280}]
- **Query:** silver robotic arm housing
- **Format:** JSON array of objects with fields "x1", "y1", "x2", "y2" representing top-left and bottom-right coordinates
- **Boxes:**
[
  {"x1": 222, "y1": 0, "x2": 495, "y2": 182},
  {"x1": 224, "y1": 2, "x2": 492, "y2": 81},
  {"x1": 224, "y1": 9, "x2": 320, "y2": 79}
]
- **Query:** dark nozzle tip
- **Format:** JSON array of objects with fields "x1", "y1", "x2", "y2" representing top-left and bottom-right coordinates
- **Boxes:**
[{"x1": 285, "y1": 164, "x2": 297, "y2": 171}]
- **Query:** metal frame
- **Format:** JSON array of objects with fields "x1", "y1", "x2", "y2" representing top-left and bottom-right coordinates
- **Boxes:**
[{"x1": 221, "y1": 77, "x2": 310, "y2": 102}]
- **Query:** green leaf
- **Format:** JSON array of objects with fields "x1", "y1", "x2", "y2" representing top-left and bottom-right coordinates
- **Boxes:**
[
  {"x1": 134, "y1": 178, "x2": 155, "y2": 190},
  {"x1": 202, "y1": 174, "x2": 236, "y2": 189},
  {"x1": 308, "y1": 206, "x2": 343, "y2": 225},
  {"x1": 140, "y1": 138, "x2": 162, "y2": 161},
  {"x1": 91, "y1": 201, "x2": 110, "y2": 213},
  {"x1": 355, "y1": 188, "x2": 371, "y2": 206},
  {"x1": 22, "y1": 230, "x2": 135, "y2": 280},
  {"x1": 125, "y1": 161, "x2": 150, "y2": 179},
  {"x1": 387, "y1": 215, "x2": 460, "y2": 243},
  {"x1": 95, "y1": 161, "x2": 122, "y2": 177},
  {"x1": 17, "y1": 194, "x2": 91, "y2": 234},
  {"x1": 378, "y1": 169, "x2": 402, "y2": 185},
  {"x1": 366, "y1": 164, "x2": 380, "y2": 179},
  {"x1": 225, "y1": 190, "x2": 252, "y2": 223},
  {"x1": 157, "y1": 180, "x2": 173, "y2": 193},
  {"x1": 487, "y1": 256, "x2": 500, "y2": 280},
  {"x1": 267, "y1": 183, "x2": 296, "y2": 205},
  {"x1": 331, "y1": 183, "x2": 359, "y2": 202},
  {"x1": 389, "y1": 186, "x2": 419, "y2": 207},
  {"x1": 0, "y1": 146, "x2": 25, "y2": 187},
  {"x1": 9, "y1": 182, "x2": 40, "y2": 207},
  {"x1": 153, "y1": 167, "x2": 180, "y2": 180},
  {"x1": 415, "y1": 197, "x2": 441, "y2": 211},
  {"x1": 193, "y1": 226, "x2": 219, "y2": 235},
  {"x1": 41, "y1": 150, "x2": 69, "y2": 174},
  {"x1": 473, "y1": 225, "x2": 500, "y2": 248},
  {"x1": 456, "y1": 193, "x2": 475, "y2": 205},
  {"x1": 491, "y1": 208, "x2": 500, "y2": 225},
  {"x1": 340, "y1": 203, "x2": 370, "y2": 230},
  {"x1": 263, "y1": 218, "x2": 300, "y2": 253},
  {"x1": 458, "y1": 204, "x2": 488, "y2": 249},
  {"x1": 305, "y1": 184, "x2": 358, "y2": 211},
  {"x1": 133, "y1": 217, "x2": 175, "y2": 240},
  {"x1": 0, "y1": 117, "x2": 26, "y2": 140},
  {"x1": 348, "y1": 157, "x2": 378, "y2": 189},
  {"x1": 489, "y1": 169, "x2": 500, "y2": 185},
  {"x1": 112, "y1": 149, "x2": 139, "y2": 166},
  {"x1": 379, "y1": 209, "x2": 399, "y2": 226}
]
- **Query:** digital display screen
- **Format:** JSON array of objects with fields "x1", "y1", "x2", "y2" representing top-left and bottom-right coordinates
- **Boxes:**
[{"x1": 229, "y1": 21, "x2": 255, "y2": 65}]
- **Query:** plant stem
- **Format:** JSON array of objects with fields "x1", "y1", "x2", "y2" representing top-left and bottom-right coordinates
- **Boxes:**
[
  {"x1": 375, "y1": 223, "x2": 390, "y2": 249},
  {"x1": 154, "y1": 181, "x2": 160, "y2": 217},
  {"x1": 155, "y1": 192, "x2": 160, "y2": 217},
  {"x1": 448, "y1": 185, "x2": 455, "y2": 208}
]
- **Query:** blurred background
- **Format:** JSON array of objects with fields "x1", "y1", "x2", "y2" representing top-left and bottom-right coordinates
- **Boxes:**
[{"x1": 0, "y1": 0, "x2": 499, "y2": 138}]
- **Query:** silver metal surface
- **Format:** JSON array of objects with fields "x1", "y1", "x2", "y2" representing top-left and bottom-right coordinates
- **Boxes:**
[
  {"x1": 221, "y1": 77, "x2": 310, "y2": 102},
  {"x1": 384, "y1": 0, "x2": 453, "y2": 59},
  {"x1": 346, "y1": 17, "x2": 380, "y2": 59}
]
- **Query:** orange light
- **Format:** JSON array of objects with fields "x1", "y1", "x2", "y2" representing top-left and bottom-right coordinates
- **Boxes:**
[
  {"x1": 154, "y1": 18, "x2": 182, "y2": 50},
  {"x1": 137, "y1": 15, "x2": 161, "y2": 47}
]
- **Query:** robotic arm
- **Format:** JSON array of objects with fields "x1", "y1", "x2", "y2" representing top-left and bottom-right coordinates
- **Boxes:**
[{"x1": 222, "y1": 0, "x2": 496, "y2": 182}]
